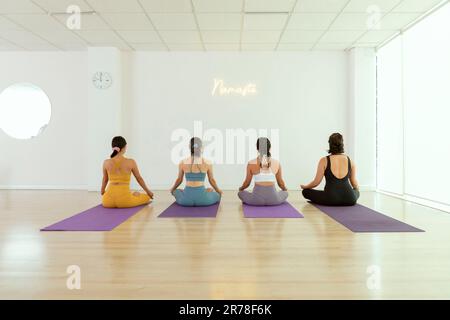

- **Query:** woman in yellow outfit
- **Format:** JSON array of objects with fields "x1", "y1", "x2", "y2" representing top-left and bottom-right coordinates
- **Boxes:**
[{"x1": 101, "y1": 136, "x2": 154, "y2": 208}]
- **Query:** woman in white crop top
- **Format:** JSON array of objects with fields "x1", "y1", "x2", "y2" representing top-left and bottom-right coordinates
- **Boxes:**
[{"x1": 238, "y1": 137, "x2": 288, "y2": 206}]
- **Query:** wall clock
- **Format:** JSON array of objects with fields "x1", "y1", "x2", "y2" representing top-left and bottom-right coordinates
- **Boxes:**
[{"x1": 92, "y1": 71, "x2": 112, "y2": 89}]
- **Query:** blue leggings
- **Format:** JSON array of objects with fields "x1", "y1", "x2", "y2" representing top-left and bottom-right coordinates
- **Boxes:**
[{"x1": 174, "y1": 186, "x2": 220, "y2": 207}]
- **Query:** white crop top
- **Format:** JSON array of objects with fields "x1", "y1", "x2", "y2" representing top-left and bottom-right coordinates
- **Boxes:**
[{"x1": 253, "y1": 167, "x2": 277, "y2": 183}]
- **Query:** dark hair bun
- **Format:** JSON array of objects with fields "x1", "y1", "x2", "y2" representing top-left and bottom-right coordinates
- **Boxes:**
[
  {"x1": 328, "y1": 133, "x2": 344, "y2": 154},
  {"x1": 110, "y1": 136, "x2": 127, "y2": 158}
]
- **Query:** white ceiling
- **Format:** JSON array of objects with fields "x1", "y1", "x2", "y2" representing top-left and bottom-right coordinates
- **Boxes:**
[{"x1": 0, "y1": 0, "x2": 446, "y2": 51}]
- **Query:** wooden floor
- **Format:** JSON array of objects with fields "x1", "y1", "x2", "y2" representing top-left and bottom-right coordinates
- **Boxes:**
[{"x1": 0, "y1": 190, "x2": 449, "y2": 299}]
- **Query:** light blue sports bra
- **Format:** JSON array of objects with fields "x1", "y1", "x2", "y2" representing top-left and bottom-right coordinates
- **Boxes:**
[
  {"x1": 185, "y1": 172, "x2": 206, "y2": 182},
  {"x1": 185, "y1": 161, "x2": 207, "y2": 182}
]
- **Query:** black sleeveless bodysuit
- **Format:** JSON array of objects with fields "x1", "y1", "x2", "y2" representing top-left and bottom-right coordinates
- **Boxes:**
[{"x1": 302, "y1": 155, "x2": 359, "y2": 206}]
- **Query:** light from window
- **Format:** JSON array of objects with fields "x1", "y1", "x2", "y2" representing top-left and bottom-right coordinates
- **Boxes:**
[{"x1": 0, "y1": 83, "x2": 51, "y2": 140}]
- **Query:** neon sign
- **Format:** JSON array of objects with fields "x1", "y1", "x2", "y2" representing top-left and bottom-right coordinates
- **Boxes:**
[{"x1": 211, "y1": 79, "x2": 257, "y2": 97}]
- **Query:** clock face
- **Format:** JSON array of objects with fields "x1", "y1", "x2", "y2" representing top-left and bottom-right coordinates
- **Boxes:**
[{"x1": 92, "y1": 72, "x2": 112, "y2": 89}]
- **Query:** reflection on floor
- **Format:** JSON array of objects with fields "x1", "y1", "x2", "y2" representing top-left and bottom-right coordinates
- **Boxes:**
[{"x1": 0, "y1": 190, "x2": 449, "y2": 299}]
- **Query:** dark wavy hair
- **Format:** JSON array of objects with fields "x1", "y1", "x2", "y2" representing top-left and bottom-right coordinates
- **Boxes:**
[
  {"x1": 328, "y1": 133, "x2": 344, "y2": 155},
  {"x1": 110, "y1": 136, "x2": 127, "y2": 158}
]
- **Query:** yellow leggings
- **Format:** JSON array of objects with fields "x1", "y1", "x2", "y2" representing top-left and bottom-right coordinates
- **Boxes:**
[{"x1": 102, "y1": 185, "x2": 151, "y2": 208}]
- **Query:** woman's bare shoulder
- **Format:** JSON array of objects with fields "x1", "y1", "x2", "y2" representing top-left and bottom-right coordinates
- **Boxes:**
[
  {"x1": 202, "y1": 157, "x2": 213, "y2": 165},
  {"x1": 317, "y1": 157, "x2": 327, "y2": 169},
  {"x1": 270, "y1": 158, "x2": 280, "y2": 165},
  {"x1": 180, "y1": 157, "x2": 192, "y2": 166}
]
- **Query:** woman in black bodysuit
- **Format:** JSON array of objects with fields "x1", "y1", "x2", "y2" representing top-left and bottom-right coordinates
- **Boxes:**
[{"x1": 301, "y1": 133, "x2": 359, "y2": 206}]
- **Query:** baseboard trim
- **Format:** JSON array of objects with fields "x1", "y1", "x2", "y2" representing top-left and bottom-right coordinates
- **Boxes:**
[
  {"x1": 2, "y1": 184, "x2": 376, "y2": 192},
  {"x1": 358, "y1": 185, "x2": 376, "y2": 191},
  {"x1": 377, "y1": 190, "x2": 450, "y2": 213},
  {"x1": 0, "y1": 185, "x2": 87, "y2": 190}
]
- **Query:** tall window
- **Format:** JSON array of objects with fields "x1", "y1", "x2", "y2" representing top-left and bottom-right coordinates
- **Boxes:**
[{"x1": 377, "y1": 3, "x2": 450, "y2": 207}]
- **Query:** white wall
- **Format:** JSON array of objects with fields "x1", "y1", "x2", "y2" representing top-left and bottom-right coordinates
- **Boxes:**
[
  {"x1": 0, "y1": 52, "x2": 88, "y2": 189},
  {"x1": 347, "y1": 48, "x2": 377, "y2": 190},
  {"x1": 0, "y1": 49, "x2": 376, "y2": 191},
  {"x1": 87, "y1": 47, "x2": 124, "y2": 190},
  {"x1": 127, "y1": 51, "x2": 349, "y2": 190}
]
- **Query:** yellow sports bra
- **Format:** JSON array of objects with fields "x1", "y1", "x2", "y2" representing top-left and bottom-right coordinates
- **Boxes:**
[{"x1": 108, "y1": 158, "x2": 131, "y2": 184}]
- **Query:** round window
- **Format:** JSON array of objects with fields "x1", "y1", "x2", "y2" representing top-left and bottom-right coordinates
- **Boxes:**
[{"x1": 0, "y1": 83, "x2": 51, "y2": 140}]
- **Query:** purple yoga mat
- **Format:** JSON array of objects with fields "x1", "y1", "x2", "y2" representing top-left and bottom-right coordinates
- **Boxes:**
[
  {"x1": 41, "y1": 204, "x2": 147, "y2": 231},
  {"x1": 312, "y1": 203, "x2": 424, "y2": 233},
  {"x1": 158, "y1": 202, "x2": 220, "y2": 218},
  {"x1": 243, "y1": 202, "x2": 304, "y2": 218}
]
